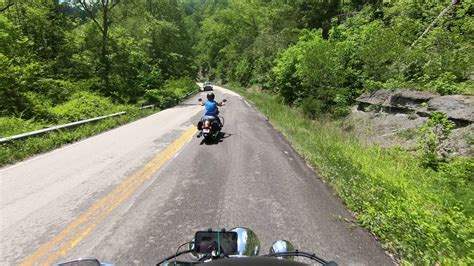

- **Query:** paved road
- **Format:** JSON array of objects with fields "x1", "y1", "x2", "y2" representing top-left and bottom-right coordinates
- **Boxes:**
[{"x1": 0, "y1": 86, "x2": 394, "y2": 265}]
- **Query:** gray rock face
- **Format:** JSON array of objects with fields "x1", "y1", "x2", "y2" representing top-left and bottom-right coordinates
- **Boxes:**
[
  {"x1": 441, "y1": 124, "x2": 474, "y2": 157},
  {"x1": 356, "y1": 89, "x2": 473, "y2": 125},
  {"x1": 353, "y1": 89, "x2": 472, "y2": 157},
  {"x1": 356, "y1": 90, "x2": 392, "y2": 106},
  {"x1": 389, "y1": 90, "x2": 438, "y2": 109},
  {"x1": 428, "y1": 95, "x2": 474, "y2": 123}
]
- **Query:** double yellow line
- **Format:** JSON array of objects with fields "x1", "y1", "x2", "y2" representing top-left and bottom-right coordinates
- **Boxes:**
[{"x1": 21, "y1": 126, "x2": 197, "y2": 266}]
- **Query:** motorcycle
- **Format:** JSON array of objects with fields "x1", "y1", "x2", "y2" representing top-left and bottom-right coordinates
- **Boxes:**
[
  {"x1": 197, "y1": 98, "x2": 226, "y2": 142},
  {"x1": 56, "y1": 227, "x2": 338, "y2": 266}
]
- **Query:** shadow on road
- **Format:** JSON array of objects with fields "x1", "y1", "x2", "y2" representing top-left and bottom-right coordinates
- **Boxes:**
[{"x1": 199, "y1": 132, "x2": 233, "y2": 145}]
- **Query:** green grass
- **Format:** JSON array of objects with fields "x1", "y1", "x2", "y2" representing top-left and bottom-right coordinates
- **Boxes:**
[
  {"x1": 0, "y1": 80, "x2": 199, "y2": 167},
  {"x1": 230, "y1": 85, "x2": 473, "y2": 265},
  {"x1": 0, "y1": 117, "x2": 46, "y2": 137},
  {"x1": 0, "y1": 108, "x2": 155, "y2": 167}
]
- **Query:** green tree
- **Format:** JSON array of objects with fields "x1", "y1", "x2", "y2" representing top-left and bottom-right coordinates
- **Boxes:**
[{"x1": 76, "y1": 0, "x2": 120, "y2": 94}]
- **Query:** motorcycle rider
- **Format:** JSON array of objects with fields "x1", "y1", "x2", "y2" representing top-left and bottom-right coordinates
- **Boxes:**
[{"x1": 197, "y1": 92, "x2": 224, "y2": 136}]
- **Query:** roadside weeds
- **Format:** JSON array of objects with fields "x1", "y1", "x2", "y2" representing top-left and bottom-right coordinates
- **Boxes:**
[{"x1": 227, "y1": 84, "x2": 473, "y2": 265}]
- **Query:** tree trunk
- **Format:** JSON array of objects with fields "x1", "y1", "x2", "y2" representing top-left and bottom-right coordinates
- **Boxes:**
[
  {"x1": 78, "y1": 0, "x2": 117, "y2": 93},
  {"x1": 411, "y1": 0, "x2": 460, "y2": 48},
  {"x1": 101, "y1": 3, "x2": 110, "y2": 92}
]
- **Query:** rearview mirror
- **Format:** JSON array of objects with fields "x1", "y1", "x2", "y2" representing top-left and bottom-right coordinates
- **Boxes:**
[
  {"x1": 269, "y1": 240, "x2": 295, "y2": 260},
  {"x1": 230, "y1": 227, "x2": 260, "y2": 256},
  {"x1": 198, "y1": 98, "x2": 202, "y2": 102},
  {"x1": 222, "y1": 99, "x2": 227, "y2": 102}
]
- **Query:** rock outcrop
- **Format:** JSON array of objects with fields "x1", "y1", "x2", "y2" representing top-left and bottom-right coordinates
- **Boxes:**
[
  {"x1": 352, "y1": 89, "x2": 473, "y2": 157},
  {"x1": 356, "y1": 89, "x2": 392, "y2": 106},
  {"x1": 428, "y1": 95, "x2": 474, "y2": 124},
  {"x1": 357, "y1": 90, "x2": 473, "y2": 126},
  {"x1": 389, "y1": 90, "x2": 437, "y2": 109}
]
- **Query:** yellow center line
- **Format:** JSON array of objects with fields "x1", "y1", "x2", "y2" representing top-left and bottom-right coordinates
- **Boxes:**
[
  {"x1": 21, "y1": 126, "x2": 197, "y2": 266},
  {"x1": 43, "y1": 127, "x2": 197, "y2": 264}
]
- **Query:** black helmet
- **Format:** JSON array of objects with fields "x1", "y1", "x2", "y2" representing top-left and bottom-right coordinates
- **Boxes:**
[{"x1": 207, "y1": 92, "x2": 215, "y2": 100}]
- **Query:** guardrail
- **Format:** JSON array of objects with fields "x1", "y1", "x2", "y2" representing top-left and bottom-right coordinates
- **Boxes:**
[
  {"x1": 0, "y1": 111, "x2": 127, "y2": 143},
  {"x1": 0, "y1": 91, "x2": 197, "y2": 144}
]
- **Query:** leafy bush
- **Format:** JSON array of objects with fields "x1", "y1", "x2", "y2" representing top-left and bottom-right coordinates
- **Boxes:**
[
  {"x1": 271, "y1": 41, "x2": 303, "y2": 105},
  {"x1": 427, "y1": 72, "x2": 462, "y2": 95},
  {"x1": 15, "y1": 78, "x2": 78, "y2": 121},
  {"x1": 0, "y1": 54, "x2": 44, "y2": 117},
  {"x1": 329, "y1": 93, "x2": 351, "y2": 118},
  {"x1": 143, "y1": 77, "x2": 198, "y2": 107},
  {"x1": 33, "y1": 78, "x2": 76, "y2": 105},
  {"x1": 271, "y1": 29, "x2": 350, "y2": 106},
  {"x1": 301, "y1": 98, "x2": 323, "y2": 119},
  {"x1": 417, "y1": 112, "x2": 455, "y2": 168},
  {"x1": 0, "y1": 117, "x2": 44, "y2": 137},
  {"x1": 163, "y1": 77, "x2": 199, "y2": 97},
  {"x1": 49, "y1": 92, "x2": 125, "y2": 123},
  {"x1": 297, "y1": 30, "x2": 347, "y2": 90}
]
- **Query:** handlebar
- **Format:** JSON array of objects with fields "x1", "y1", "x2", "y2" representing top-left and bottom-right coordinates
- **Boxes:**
[{"x1": 156, "y1": 250, "x2": 336, "y2": 266}]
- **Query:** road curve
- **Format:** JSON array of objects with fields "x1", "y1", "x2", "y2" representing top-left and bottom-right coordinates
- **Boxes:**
[{"x1": 0, "y1": 86, "x2": 394, "y2": 265}]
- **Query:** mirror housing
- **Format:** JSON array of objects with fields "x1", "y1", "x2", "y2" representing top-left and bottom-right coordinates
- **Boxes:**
[
  {"x1": 222, "y1": 99, "x2": 227, "y2": 102},
  {"x1": 269, "y1": 240, "x2": 295, "y2": 260},
  {"x1": 56, "y1": 258, "x2": 101, "y2": 266},
  {"x1": 229, "y1": 227, "x2": 260, "y2": 257},
  {"x1": 198, "y1": 98, "x2": 202, "y2": 102}
]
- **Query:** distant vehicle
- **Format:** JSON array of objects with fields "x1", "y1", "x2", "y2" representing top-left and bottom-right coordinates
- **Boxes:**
[{"x1": 203, "y1": 81, "x2": 213, "y2": 91}]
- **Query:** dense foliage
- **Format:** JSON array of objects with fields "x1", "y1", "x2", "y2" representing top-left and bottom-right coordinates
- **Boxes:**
[
  {"x1": 0, "y1": 0, "x2": 198, "y2": 165},
  {"x1": 0, "y1": 0, "x2": 197, "y2": 123},
  {"x1": 188, "y1": 0, "x2": 473, "y2": 116}
]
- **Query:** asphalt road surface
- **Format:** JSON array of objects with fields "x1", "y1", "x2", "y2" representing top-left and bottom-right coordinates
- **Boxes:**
[{"x1": 0, "y1": 85, "x2": 394, "y2": 265}]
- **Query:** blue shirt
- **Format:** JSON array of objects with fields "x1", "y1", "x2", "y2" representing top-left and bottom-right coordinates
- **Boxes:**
[{"x1": 204, "y1": 100, "x2": 218, "y2": 116}]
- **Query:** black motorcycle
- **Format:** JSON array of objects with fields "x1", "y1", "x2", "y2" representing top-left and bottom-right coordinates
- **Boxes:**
[
  {"x1": 56, "y1": 228, "x2": 338, "y2": 266},
  {"x1": 197, "y1": 99, "x2": 226, "y2": 142}
]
